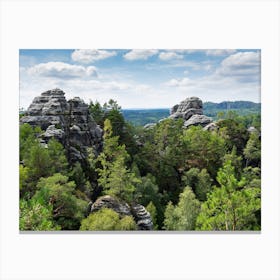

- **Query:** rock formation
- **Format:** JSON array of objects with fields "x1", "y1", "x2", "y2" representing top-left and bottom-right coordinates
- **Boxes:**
[
  {"x1": 20, "y1": 88, "x2": 103, "y2": 163},
  {"x1": 90, "y1": 195, "x2": 153, "y2": 230},
  {"x1": 169, "y1": 96, "x2": 213, "y2": 128}
]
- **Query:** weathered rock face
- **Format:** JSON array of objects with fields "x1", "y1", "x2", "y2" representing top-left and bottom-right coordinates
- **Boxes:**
[
  {"x1": 90, "y1": 195, "x2": 153, "y2": 230},
  {"x1": 20, "y1": 89, "x2": 103, "y2": 163},
  {"x1": 184, "y1": 114, "x2": 212, "y2": 128},
  {"x1": 169, "y1": 96, "x2": 213, "y2": 128},
  {"x1": 169, "y1": 97, "x2": 203, "y2": 121}
]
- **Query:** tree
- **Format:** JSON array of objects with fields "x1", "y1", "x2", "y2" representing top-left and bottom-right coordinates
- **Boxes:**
[
  {"x1": 244, "y1": 131, "x2": 261, "y2": 167},
  {"x1": 163, "y1": 187, "x2": 200, "y2": 230},
  {"x1": 222, "y1": 146, "x2": 243, "y2": 179},
  {"x1": 47, "y1": 138, "x2": 68, "y2": 174},
  {"x1": 20, "y1": 123, "x2": 42, "y2": 161},
  {"x1": 217, "y1": 118, "x2": 249, "y2": 155},
  {"x1": 33, "y1": 173, "x2": 88, "y2": 229},
  {"x1": 182, "y1": 126, "x2": 226, "y2": 178},
  {"x1": 20, "y1": 198, "x2": 60, "y2": 231},
  {"x1": 96, "y1": 119, "x2": 140, "y2": 202},
  {"x1": 146, "y1": 201, "x2": 158, "y2": 230},
  {"x1": 80, "y1": 208, "x2": 136, "y2": 230},
  {"x1": 196, "y1": 161, "x2": 261, "y2": 230},
  {"x1": 182, "y1": 168, "x2": 213, "y2": 201}
]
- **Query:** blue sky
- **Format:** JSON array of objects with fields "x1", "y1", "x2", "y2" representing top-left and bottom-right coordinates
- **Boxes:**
[{"x1": 20, "y1": 49, "x2": 261, "y2": 109}]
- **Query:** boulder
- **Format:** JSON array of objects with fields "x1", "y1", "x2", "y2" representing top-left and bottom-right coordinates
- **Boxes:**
[
  {"x1": 183, "y1": 114, "x2": 212, "y2": 128},
  {"x1": 91, "y1": 195, "x2": 131, "y2": 216},
  {"x1": 90, "y1": 195, "x2": 153, "y2": 230}
]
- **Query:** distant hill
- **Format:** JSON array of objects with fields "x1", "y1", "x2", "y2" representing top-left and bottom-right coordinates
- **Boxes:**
[{"x1": 122, "y1": 101, "x2": 261, "y2": 126}]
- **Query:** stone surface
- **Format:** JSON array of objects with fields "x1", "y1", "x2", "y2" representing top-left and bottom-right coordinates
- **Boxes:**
[
  {"x1": 131, "y1": 203, "x2": 153, "y2": 230},
  {"x1": 169, "y1": 97, "x2": 203, "y2": 121},
  {"x1": 169, "y1": 96, "x2": 214, "y2": 129},
  {"x1": 90, "y1": 195, "x2": 153, "y2": 230},
  {"x1": 91, "y1": 195, "x2": 132, "y2": 216},
  {"x1": 203, "y1": 122, "x2": 218, "y2": 131},
  {"x1": 184, "y1": 114, "x2": 212, "y2": 128},
  {"x1": 20, "y1": 88, "x2": 103, "y2": 163}
]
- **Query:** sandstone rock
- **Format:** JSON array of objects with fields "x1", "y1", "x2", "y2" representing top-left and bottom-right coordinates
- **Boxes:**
[
  {"x1": 91, "y1": 195, "x2": 131, "y2": 216},
  {"x1": 90, "y1": 195, "x2": 153, "y2": 230},
  {"x1": 203, "y1": 122, "x2": 218, "y2": 131},
  {"x1": 169, "y1": 97, "x2": 203, "y2": 121},
  {"x1": 169, "y1": 96, "x2": 215, "y2": 129},
  {"x1": 183, "y1": 114, "x2": 212, "y2": 128},
  {"x1": 20, "y1": 88, "x2": 103, "y2": 163},
  {"x1": 131, "y1": 204, "x2": 153, "y2": 230}
]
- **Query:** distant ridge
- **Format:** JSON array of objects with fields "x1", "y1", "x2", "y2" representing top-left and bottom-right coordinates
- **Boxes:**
[{"x1": 122, "y1": 100, "x2": 261, "y2": 126}]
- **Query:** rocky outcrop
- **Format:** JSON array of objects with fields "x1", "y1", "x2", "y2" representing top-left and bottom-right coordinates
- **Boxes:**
[
  {"x1": 91, "y1": 195, "x2": 132, "y2": 216},
  {"x1": 169, "y1": 96, "x2": 213, "y2": 128},
  {"x1": 169, "y1": 97, "x2": 203, "y2": 121},
  {"x1": 90, "y1": 195, "x2": 153, "y2": 230},
  {"x1": 131, "y1": 204, "x2": 153, "y2": 230},
  {"x1": 183, "y1": 114, "x2": 212, "y2": 128},
  {"x1": 20, "y1": 89, "x2": 103, "y2": 163}
]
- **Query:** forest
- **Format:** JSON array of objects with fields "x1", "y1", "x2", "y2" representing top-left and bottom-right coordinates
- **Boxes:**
[{"x1": 19, "y1": 96, "x2": 261, "y2": 231}]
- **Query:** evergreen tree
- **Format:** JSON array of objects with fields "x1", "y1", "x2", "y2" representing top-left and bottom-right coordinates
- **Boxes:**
[
  {"x1": 196, "y1": 161, "x2": 261, "y2": 230},
  {"x1": 164, "y1": 187, "x2": 200, "y2": 230}
]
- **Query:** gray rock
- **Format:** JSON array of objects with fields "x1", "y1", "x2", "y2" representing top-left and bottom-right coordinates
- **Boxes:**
[
  {"x1": 131, "y1": 204, "x2": 153, "y2": 230},
  {"x1": 169, "y1": 97, "x2": 203, "y2": 121},
  {"x1": 90, "y1": 195, "x2": 153, "y2": 230},
  {"x1": 20, "y1": 88, "x2": 103, "y2": 163},
  {"x1": 183, "y1": 114, "x2": 212, "y2": 128},
  {"x1": 44, "y1": 124, "x2": 65, "y2": 139},
  {"x1": 169, "y1": 96, "x2": 215, "y2": 130},
  {"x1": 91, "y1": 195, "x2": 131, "y2": 216},
  {"x1": 203, "y1": 122, "x2": 218, "y2": 131}
]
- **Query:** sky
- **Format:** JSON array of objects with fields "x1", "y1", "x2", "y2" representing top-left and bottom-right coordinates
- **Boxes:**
[{"x1": 19, "y1": 49, "x2": 261, "y2": 109}]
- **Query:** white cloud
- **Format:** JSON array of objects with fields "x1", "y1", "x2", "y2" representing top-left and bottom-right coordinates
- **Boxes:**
[
  {"x1": 183, "y1": 49, "x2": 237, "y2": 56},
  {"x1": 165, "y1": 77, "x2": 192, "y2": 87},
  {"x1": 159, "y1": 52, "x2": 183, "y2": 61},
  {"x1": 205, "y1": 49, "x2": 237, "y2": 56},
  {"x1": 124, "y1": 49, "x2": 159, "y2": 60},
  {"x1": 217, "y1": 51, "x2": 260, "y2": 81},
  {"x1": 71, "y1": 49, "x2": 117, "y2": 63},
  {"x1": 27, "y1": 62, "x2": 98, "y2": 79}
]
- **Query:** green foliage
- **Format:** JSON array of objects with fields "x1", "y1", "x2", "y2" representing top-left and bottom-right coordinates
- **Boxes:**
[
  {"x1": 20, "y1": 123, "x2": 42, "y2": 161},
  {"x1": 223, "y1": 147, "x2": 243, "y2": 179},
  {"x1": 182, "y1": 168, "x2": 213, "y2": 201},
  {"x1": 182, "y1": 126, "x2": 226, "y2": 177},
  {"x1": 163, "y1": 187, "x2": 200, "y2": 230},
  {"x1": 20, "y1": 198, "x2": 60, "y2": 230},
  {"x1": 146, "y1": 201, "x2": 158, "y2": 230},
  {"x1": 47, "y1": 138, "x2": 68, "y2": 173},
  {"x1": 80, "y1": 208, "x2": 136, "y2": 230},
  {"x1": 244, "y1": 132, "x2": 261, "y2": 167},
  {"x1": 33, "y1": 173, "x2": 88, "y2": 229},
  {"x1": 97, "y1": 119, "x2": 140, "y2": 202},
  {"x1": 19, "y1": 164, "x2": 30, "y2": 192},
  {"x1": 103, "y1": 155, "x2": 140, "y2": 202},
  {"x1": 118, "y1": 215, "x2": 137, "y2": 230},
  {"x1": 89, "y1": 100, "x2": 137, "y2": 156},
  {"x1": 135, "y1": 118, "x2": 184, "y2": 200},
  {"x1": 196, "y1": 161, "x2": 261, "y2": 230},
  {"x1": 217, "y1": 118, "x2": 249, "y2": 155},
  {"x1": 20, "y1": 124, "x2": 69, "y2": 196}
]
